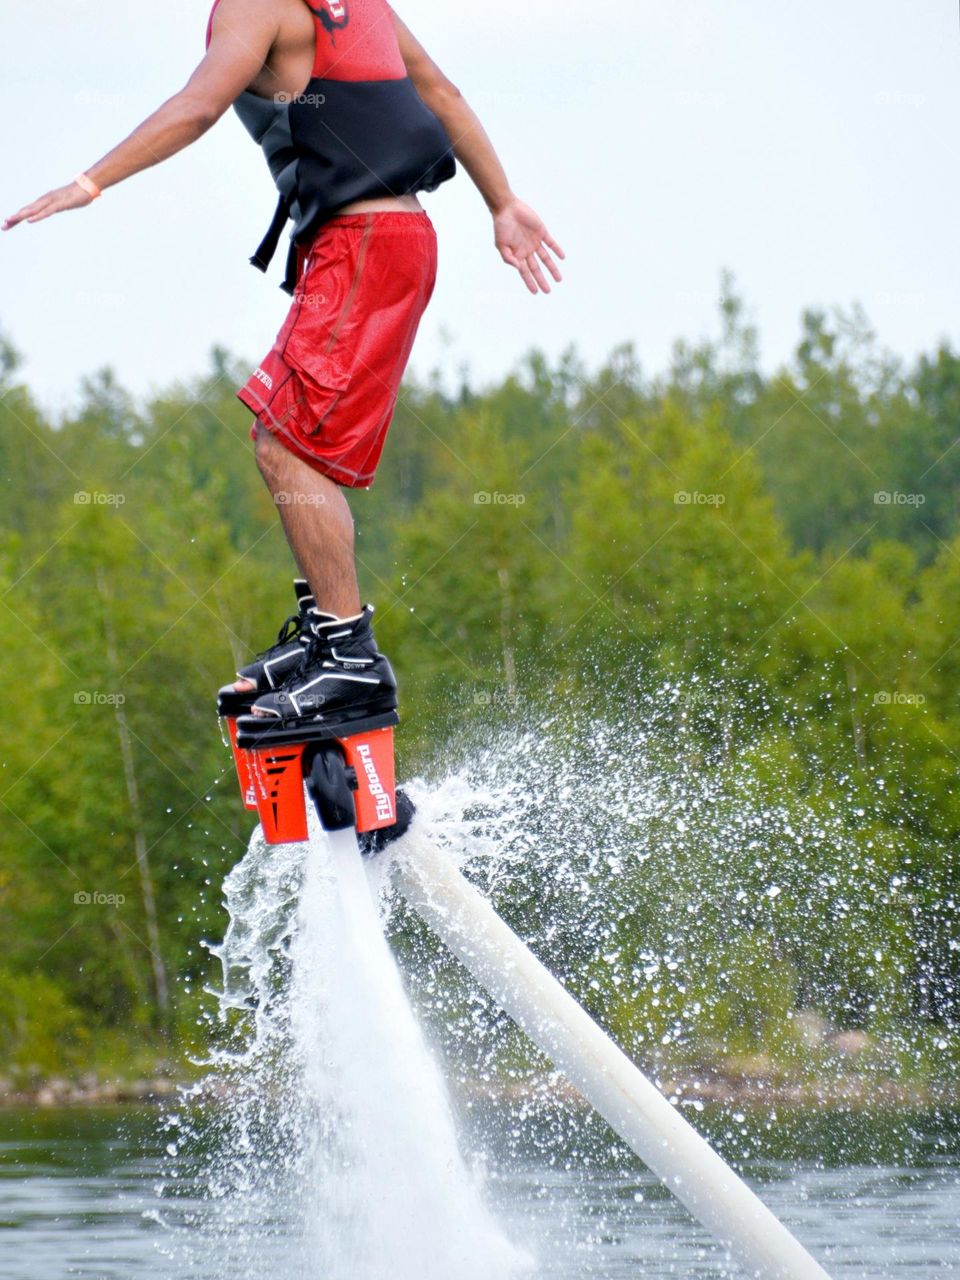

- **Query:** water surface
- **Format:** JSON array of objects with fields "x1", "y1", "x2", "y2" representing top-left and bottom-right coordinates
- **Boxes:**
[{"x1": 1, "y1": 1105, "x2": 957, "y2": 1279}]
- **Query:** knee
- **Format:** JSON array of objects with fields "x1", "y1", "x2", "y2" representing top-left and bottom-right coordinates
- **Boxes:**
[{"x1": 253, "y1": 423, "x2": 278, "y2": 478}]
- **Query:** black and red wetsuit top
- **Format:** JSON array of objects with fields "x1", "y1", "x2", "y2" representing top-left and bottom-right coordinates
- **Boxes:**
[{"x1": 206, "y1": 0, "x2": 456, "y2": 292}]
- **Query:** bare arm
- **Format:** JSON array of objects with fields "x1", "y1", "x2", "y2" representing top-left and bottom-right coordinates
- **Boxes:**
[
  {"x1": 393, "y1": 11, "x2": 564, "y2": 296},
  {"x1": 3, "y1": 0, "x2": 277, "y2": 231}
]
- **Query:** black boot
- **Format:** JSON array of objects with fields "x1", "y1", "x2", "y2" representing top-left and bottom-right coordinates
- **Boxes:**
[
  {"x1": 217, "y1": 579, "x2": 315, "y2": 717},
  {"x1": 238, "y1": 604, "x2": 398, "y2": 742}
]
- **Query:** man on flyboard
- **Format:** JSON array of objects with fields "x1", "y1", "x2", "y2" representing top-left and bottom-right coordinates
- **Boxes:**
[{"x1": 4, "y1": 0, "x2": 563, "y2": 739}]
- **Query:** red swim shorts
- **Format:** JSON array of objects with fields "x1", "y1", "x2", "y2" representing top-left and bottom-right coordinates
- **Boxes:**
[{"x1": 237, "y1": 211, "x2": 438, "y2": 489}]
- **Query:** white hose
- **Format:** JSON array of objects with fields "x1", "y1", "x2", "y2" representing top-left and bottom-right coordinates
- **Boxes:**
[{"x1": 394, "y1": 828, "x2": 833, "y2": 1280}]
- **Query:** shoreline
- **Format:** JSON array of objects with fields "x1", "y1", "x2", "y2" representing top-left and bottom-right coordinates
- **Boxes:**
[
  {"x1": 457, "y1": 1074, "x2": 959, "y2": 1113},
  {"x1": 0, "y1": 1076, "x2": 181, "y2": 1109},
  {"x1": 2, "y1": 1071, "x2": 957, "y2": 1112}
]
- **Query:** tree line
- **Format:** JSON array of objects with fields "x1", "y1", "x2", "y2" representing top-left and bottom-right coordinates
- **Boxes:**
[{"x1": 0, "y1": 285, "x2": 958, "y2": 1078}]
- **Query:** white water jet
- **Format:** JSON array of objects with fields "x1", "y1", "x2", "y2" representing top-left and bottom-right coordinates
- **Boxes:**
[
  {"x1": 166, "y1": 806, "x2": 529, "y2": 1280},
  {"x1": 292, "y1": 825, "x2": 529, "y2": 1280}
]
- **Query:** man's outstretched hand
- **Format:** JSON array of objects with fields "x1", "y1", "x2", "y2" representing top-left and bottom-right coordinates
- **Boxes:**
[
  {"x1": 3, "y1": 181, "x2": 94, "y2": 231},
  {"x1": 494, "y1": 198, "x2": 565, "y2": 295}
]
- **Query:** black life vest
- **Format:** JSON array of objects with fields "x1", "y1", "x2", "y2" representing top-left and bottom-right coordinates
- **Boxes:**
[{"x1": 206, "y1": 0, "x2": 456, "y2": 293}]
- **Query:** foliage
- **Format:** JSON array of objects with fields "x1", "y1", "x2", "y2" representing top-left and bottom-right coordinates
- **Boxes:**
[{"x1": 0, "y1": 292, "x2": 958, "y2": 1076}]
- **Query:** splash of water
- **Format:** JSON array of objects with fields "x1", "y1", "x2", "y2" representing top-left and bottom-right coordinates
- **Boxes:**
[
  {"x1": 158, "y1": 692, "x2": 950, "y2": 1276},
  {"x1": 158, "y1": 805, "x2": 529, "y2": 1279},
  {"x1": 382, "y1": 695, "x2": 947, "y2": 1168}
]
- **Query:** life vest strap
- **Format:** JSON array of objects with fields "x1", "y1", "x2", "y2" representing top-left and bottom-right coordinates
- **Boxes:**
[
  {"x1": 250, "y1": 191, "x2": 293, "y2": 275},
  {"x1": 282, "y1": 240, "x2": 301, "y2": 296}
]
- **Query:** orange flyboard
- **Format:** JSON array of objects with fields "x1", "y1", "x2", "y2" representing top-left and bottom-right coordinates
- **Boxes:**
[
  {"x1": 339, "y1": 727, "x2": 397, "y2": 833},
  {"x1": 225, "y1": 716, "x2": 259, "y2": 812},
  {"x1": 251, "y1": 742, "x2": 310, "y2": 844},
  {"x1": 249, "y1": 727, "x2": 398, "y2": 844}
]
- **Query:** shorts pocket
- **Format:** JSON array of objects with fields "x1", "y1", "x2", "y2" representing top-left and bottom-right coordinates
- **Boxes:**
[{"x1": 295, "y1": 358, "x2": 352, "y2": 436}]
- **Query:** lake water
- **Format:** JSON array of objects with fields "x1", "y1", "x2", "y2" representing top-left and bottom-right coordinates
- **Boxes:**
[{"x1": 1, "y1": 1104, "x2": 958, "y2": 1279}]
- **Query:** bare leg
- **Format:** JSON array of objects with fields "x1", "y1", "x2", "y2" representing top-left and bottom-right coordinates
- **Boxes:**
[
  {"x1": 253, "y1": 424, "x2": 361, "y2": 614},
  {"x1": 235, "y1": 424, "x2": 362, "y2": 691}
]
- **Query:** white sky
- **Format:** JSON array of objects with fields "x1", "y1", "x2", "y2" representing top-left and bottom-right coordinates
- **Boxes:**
[{"x1": 2, "y1": 0, "x2": 958, "y2": 416}]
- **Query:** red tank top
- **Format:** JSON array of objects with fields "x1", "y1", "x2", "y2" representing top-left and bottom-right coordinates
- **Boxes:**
[
  {"x1": 205, "y1": 0, "x2": 456, "y2": 292},
  {"x1": 206, "y1": 0, "x2": 406, "y2": 82}
]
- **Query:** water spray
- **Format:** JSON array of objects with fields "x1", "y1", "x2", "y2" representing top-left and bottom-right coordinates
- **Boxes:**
[
  {"x1": 395, "y1": 822, "x2": 831, "y2": 1280},
  {"x1": 218, "y1": 703, "x2": 834, "y2": 1278}
]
